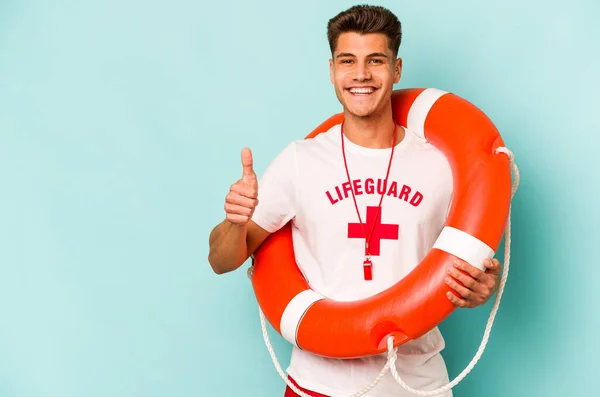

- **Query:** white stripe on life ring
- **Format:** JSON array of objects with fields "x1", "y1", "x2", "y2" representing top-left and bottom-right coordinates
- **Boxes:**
[
  {"x1": 433, "y1": 226, "x2": 495, "y2": 270},
  {"x1": 407, "y1": 88, "x2": 449, "y2": 141},
  {"x1": 280, "y1": 289, "x2": 324, "y2": 348}
]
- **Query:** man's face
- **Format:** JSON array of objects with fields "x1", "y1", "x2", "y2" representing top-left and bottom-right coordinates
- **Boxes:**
[{"x1": 329, "y1": 32, "x2": 402, "y2": 119}]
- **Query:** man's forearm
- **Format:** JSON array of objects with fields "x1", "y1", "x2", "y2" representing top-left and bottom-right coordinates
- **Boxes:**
[{"x1": 208, "y1": 220, "x2": 249, "y2": 274}]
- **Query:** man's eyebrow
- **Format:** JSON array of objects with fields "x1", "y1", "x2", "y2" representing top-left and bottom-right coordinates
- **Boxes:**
[
  {"x1": 366, "y1": 52, "x2": 389, "y2": 58},
  {"x1": 336, "y1": 52, "x2": 389, "y2": 59}
]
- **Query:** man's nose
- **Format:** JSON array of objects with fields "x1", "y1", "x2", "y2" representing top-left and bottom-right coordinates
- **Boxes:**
[{"x1": 353, "y1": 62, "x2": 371, "y2": 81}]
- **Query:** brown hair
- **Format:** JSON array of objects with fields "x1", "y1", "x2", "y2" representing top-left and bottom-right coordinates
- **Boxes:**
[{"x1": 327, "y1": 5, "x2": 402, "y2": 57}]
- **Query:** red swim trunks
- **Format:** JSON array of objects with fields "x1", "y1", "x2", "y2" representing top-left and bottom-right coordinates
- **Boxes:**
[{"x1": 284, "y1": 377, "x2": 330, "y2": 397}]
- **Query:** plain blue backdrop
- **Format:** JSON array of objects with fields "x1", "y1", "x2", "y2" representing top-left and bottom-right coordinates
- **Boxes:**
[{"x1": 1, "y1": 0, "x2": 599, "y2": 396}]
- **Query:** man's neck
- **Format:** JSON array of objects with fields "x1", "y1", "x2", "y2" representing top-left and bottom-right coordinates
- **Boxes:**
[{"x1": 342, "y1": 108, "x2": 405, "y2": 149}]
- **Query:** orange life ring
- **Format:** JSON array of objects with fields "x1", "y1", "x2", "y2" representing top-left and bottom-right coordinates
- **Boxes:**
[{"x1": 250, "y1": 87, "x2": 513, "y2": 359}]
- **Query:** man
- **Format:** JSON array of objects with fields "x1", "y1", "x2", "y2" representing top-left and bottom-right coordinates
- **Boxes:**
[{"x1": 208, "y1": 5, "x2": 502, "y2": 397}]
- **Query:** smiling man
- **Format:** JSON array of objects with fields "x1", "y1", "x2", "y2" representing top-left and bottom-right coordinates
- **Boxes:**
[{"x1": 208, "y1": 5, "x2": 502, "y2": 397}]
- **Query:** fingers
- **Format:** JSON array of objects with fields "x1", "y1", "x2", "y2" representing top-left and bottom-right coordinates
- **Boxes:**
[
  {"x1": 446, "y1": 262, "x2": 478, "y2": 290},
  {"x1": 229, "y1": 181, "x2": 258, "y2": 199},
  {"x1": 446, "y1": 261, "x2": 482, "y2": 308},
  {"x1": 446, "y1": 259, "x2": 500, "y2": 308},
  {"x1": 241, "y1": 147, "x2": 256, "y2": 183},
  {"x1": 445, "y1": 270, "x2": 479, "y2": 309},
  {"x1": 452, "y1": 259, "x2": 485, "y2": 280},
  {"x1": 224, "y1": 198, "x2": 256, "y2": 225},
  {"x1": 224, "y1": 202, "x2": 254, "y2": 217},
  {"x1": 224, "y1": 187, "x2": 258, "y2": 224},
  {"x1": 445, "y1": 275, "x2": 473, "y2": 300},
  {"x1": 226, "y1": 191, "x2": 258, "y2": 208},
  {"x1": 446, "y1": 291, "x2": 470, "y2": 308}
]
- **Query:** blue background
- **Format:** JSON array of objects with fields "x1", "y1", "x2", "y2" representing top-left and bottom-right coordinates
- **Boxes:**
[{"x1": 1, "y1": 0, "x2": 599, "y2": 396}]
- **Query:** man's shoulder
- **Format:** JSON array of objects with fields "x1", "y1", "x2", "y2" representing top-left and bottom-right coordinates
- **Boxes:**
[
  {"x1": 276, "y1": 123, "x2": 341, "y2": 160},
  {"x1": 294, "y1": 122, "x2": 341, "y2": 149},
  {"x1": 404, "y1": 128, "x2": 449, "y2": 158},
  {"x1": 264, "y1": 123, "x2": 341, "y2": 167},
  {"x1": 402, "y1": 128, "x2": 453, "y2": 177}
]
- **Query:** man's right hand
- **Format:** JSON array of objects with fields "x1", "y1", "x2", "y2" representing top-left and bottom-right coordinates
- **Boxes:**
[
  {"x1": 224, "y1": 147, "x2": 259, "y2": 225},
  {"x1": 209, "y1": 147, "x2": 272, "y2": 274}
]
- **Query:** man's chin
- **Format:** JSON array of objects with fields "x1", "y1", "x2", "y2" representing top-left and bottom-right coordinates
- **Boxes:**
[
  {"x1": 344, "y1": 106, "x2": 378, "y2": 119},
  {"x1": 342, "y1": 98, "x2": 382, "y2": 118}
]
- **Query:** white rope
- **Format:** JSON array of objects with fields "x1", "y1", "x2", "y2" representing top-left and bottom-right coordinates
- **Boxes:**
[
  {"x1": 252, "y1": 147, "x2": 520, "y2": 397},
  {"x1": 385, "y1": 146, "x2": 520, "y2": 395},
  {"x1": 258, "y1": 308, "x2": 392, "y2": 397}
]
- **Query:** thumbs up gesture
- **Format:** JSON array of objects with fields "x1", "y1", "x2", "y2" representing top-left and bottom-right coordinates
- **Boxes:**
[{"x1": 225, "y1": 148, "x2": 259, "y2": 225}]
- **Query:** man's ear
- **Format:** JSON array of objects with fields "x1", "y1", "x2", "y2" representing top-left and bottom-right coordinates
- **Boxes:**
[
  {"x1": 394, "y1": 57, "x2": 403, "y2": 84},
  {"x1": 329, "y1": 58, "x2": 334, "y2": 84}
]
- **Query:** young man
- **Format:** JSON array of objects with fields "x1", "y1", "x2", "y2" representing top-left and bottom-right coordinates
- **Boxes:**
[{"x1": 208, "y1": 5, "x2": 502, "y2": 397}]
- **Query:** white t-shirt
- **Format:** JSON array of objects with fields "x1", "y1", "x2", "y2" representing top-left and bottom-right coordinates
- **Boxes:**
[{"x1": 251, "y1": 122, "x2": 454, "y2": 397}]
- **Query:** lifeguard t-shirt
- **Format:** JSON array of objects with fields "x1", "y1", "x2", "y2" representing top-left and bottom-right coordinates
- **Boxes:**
[{"x1": 251, "y1": 122, "x2": 454, "y2": 397}]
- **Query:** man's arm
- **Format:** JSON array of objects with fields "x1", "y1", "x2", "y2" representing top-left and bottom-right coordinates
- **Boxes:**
[
  {"x1": 208, "y1": 219, "x2": 269, "y2": 274},
  {"x1": 207, "y1": 147, "x2": 270, "y2": 274},
  {"x1": 208, "y1": 142, "x2": 297, "y2": 274}
]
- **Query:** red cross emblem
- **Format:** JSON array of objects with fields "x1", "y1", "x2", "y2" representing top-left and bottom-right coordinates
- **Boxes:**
[{"x1": 348, "y1": 206, "x2": 399, "y2": 279}]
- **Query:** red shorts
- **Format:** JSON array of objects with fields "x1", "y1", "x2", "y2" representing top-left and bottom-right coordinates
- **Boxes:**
[{"x1": 284, "y1": 376, "x2": 330, "y2": 397}]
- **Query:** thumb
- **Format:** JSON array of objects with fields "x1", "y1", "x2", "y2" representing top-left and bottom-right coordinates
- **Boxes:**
[
  {"x1": 484, "y1": 258, "x2": 501, "y2": 274},
  {"x1": 241, "y1": 147, "x2": 256, "y2": 182}
]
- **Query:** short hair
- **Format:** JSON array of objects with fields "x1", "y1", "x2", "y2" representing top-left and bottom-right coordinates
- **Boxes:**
[{"x1": 327, "y1": 5, "x2": 402, "y2": 57}]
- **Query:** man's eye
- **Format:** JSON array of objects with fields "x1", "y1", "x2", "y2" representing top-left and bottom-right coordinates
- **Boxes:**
[{"x1": 370, "y1": 59, "x2": 383, "y2": 64}]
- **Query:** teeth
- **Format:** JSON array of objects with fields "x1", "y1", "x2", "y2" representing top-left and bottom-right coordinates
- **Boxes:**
[{"x1": 350, "y1": 88, "x2": 374, "y2": 94}]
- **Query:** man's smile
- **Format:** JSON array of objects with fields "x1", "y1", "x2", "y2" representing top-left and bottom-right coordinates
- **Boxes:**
[{"x1": 346, "y1": 86, "x2": 378, "y2": 96}]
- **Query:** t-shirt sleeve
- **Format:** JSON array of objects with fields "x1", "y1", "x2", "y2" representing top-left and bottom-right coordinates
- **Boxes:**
[{"x1": 251, "y1": 142, "x2": 297, "y2": 233}]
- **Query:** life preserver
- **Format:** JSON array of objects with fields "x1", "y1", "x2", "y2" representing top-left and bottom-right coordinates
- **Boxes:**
[{"x1": 250, "y1": 87, "x2": 513, "y2": 359}]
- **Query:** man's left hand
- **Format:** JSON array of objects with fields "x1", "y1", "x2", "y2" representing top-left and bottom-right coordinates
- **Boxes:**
[{"x1": 445, "y1": 258, "x2": 502, "y2": 308}]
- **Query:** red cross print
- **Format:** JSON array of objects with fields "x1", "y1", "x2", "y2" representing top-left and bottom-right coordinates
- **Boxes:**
[{"x1": 348, "y1": 206, "x2": 399, "y2": 280}]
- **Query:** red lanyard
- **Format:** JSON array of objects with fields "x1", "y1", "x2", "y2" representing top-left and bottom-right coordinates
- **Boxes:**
[{"x1": 341, "y1": 121, "x2": 397, "y2": 280}]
